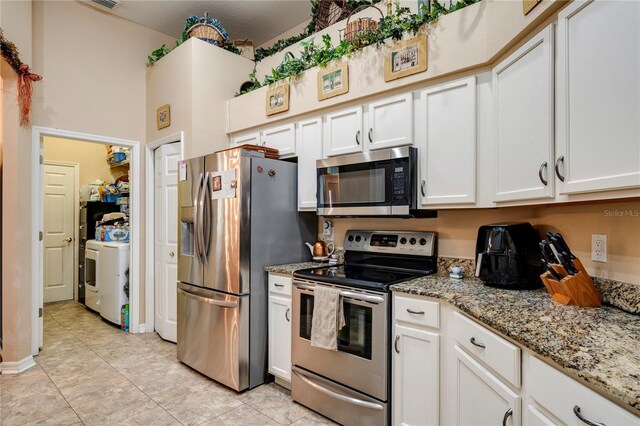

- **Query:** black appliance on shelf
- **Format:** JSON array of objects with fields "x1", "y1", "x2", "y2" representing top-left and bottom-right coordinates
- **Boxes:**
[
  {"x1": 78, "y1": 201, "x2": 120, "y2": 304},
  {"x1": 475, "y1": 222, "x2": 543, "y2": 289}
]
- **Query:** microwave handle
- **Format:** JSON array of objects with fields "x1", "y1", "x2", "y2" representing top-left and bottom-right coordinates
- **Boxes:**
[{"x1": 293, "y1": 369, "x2": 384, "y2": 411}]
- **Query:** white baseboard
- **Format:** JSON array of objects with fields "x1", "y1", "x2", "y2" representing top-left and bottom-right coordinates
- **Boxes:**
[
  {"x1": 1, "y1": 355, "x2": 36, "y2": 374},
  {"x1": 138, "y1": 323, "x2": 146, "y2": 333}
]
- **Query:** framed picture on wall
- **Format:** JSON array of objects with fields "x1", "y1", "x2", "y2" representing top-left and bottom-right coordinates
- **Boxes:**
[
  {"x1": 157, "y1": 104, "x2": 171, "y2": 130},
  {"x1": 384, "y1": 33, "x2": 428, "y2": 82},
  {"x1": 317, "y1": 62, "x2": 349, "y2": 101},
  {"x1": 265, "y1": 83, "x2": 290, "y2": 116}
]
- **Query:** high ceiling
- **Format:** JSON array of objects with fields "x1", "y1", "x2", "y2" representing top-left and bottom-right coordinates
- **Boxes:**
[{"x1": 104, "y1": 0, "x2": 313, "y2": 46}]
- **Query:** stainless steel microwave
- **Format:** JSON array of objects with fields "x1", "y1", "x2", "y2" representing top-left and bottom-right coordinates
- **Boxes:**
[{"x1": 316, "y1": 147, "x2": 434, "y2": 217}]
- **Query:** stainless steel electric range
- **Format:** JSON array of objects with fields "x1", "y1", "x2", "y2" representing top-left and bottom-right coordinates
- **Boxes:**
[{"x1": 291, "y1": 230, "x2": 437, "y2": 426}]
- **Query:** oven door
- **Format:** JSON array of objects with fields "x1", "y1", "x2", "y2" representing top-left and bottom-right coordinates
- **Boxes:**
[
  {"x1": 316, "y1": 147, "x2": 416, "y2": 216},
  {"x1": 292, "y1": 279, "x2": 389, "y2": 401}
]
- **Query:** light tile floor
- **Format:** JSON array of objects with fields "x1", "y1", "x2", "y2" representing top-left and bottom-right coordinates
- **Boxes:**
[{"x1": 0, "y1": 301, "x2": 336, "y2": 426}]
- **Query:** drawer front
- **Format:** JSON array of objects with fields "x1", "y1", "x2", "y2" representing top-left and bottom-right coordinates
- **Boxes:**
[
  {"x1": 529, "y1": 356, "x2": 640, "y2": 425},
  {"x1": 394, "y1": 294, "x2": 440, "y2": 329},
  {"x1": 268, "y1": 273, "x2": 292, "y2": 296},
  {"x1": 452, "y1": 311, "x2": 521, "y2": 387}
]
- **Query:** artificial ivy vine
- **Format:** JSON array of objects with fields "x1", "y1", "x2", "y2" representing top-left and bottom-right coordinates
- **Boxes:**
[{"x1": 242, "y1": 0, "x2": 480, "y2": 94}]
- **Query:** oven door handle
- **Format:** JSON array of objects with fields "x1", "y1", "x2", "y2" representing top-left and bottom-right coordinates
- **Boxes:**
[
  {"x1": 293, "y1": 369, "x2": 384, "y2": 411},
  {"x1": 294, "y1": 283, "x2": 384, "y2": 304}
]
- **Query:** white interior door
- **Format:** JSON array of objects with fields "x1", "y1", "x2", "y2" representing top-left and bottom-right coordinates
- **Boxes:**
[
  {"x1": 155, "y1": 142, "x2": 180, "y2": 342},
  {"x1": 43, "y1": 163, "x2": 76, "y2": 303}
]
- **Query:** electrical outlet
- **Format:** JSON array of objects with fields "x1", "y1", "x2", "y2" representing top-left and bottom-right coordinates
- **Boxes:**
[
  {"x1": 592, "y1": 234, "x2": 607, "y2": 263},
  {"x1": 323, "y1": 220, "x2": 333, "y2": 241}
]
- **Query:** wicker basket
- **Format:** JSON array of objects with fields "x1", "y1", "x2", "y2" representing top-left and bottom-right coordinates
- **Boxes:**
[
  {"x1": 344, "y1": 5, "x2": 383, "y2": 47},
  {"x1": 186, "y1": 13, "x2": 228, "y2": 47}
]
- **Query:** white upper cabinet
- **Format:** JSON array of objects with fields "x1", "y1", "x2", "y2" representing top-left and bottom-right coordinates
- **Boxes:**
[
  {"x1": 419, "y1": 76, "x2": 477, "y2": 206},
  {"x1": 323, "y1": 106, "x2": 364, "y2": 157},
  {"x1": 555, "y1": 0, "x2": 640, "y2": 194},
  {"x1": 492, "y1": 24, "x2": 555, "y2": 203},
  {"x1": 262, "y1": 123, "x2": 296, "y2": 158},
  {"x1": 231, "y1": 131, "x2": 261, "y2": 147},
  {"x1": 366, "y1": 93, "x2": 414, "y2": 150},
  {"x1": 297, "y1": 117, "x2": 323, "y2": 211}
]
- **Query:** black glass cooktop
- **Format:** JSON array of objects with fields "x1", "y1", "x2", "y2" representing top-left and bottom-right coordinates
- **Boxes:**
[{"x1": 293, "y1": 264, "x2": 429, "y2": 292}]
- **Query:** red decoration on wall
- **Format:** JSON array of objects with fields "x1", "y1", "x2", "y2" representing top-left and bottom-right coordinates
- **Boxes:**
[{"x1": 0, "y1": 28, "x2": 43, "y2": 127}]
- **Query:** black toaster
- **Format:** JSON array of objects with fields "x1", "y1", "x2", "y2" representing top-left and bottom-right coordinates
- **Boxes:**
[{"x1": 475, "y1": 222, "x2": 543, "y2": 289}]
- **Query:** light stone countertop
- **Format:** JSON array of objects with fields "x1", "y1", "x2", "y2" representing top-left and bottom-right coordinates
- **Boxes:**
[{"x1": 264, "y1": 262, "x2": 640, "y2": 415}]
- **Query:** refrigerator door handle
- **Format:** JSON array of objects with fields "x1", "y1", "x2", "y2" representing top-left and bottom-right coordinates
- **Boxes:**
[
  {"x1": 178, "y1": 288, "x2": 238, "y2": 308},
  {"x1": 203, "y1": 172, "x2": 213, "y2": 261},
  {"x1": 196, "y1": 172, "x2": 206, "y2": 263}
]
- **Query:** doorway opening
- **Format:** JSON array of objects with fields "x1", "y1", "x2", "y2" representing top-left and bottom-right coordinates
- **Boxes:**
[{"x1": 32, "y1": 127, "x2": 141, "y2": 355}]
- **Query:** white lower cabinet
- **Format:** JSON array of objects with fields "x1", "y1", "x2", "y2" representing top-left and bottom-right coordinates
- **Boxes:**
[
  {"x1": 392, "y1": 295, "x2": 440, "y2": 426},
  {"x1": 453, "y1": 345, "x2": 521, "y2": 425},
  {"x1": 268, "y1": 274, "x2": 292, "y2": 383},
  {"x1": 527, "y1": 355, "x2": 639, "y2": 426}
]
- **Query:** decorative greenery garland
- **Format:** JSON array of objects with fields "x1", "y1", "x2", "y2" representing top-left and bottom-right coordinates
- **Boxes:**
[
  {"x1": 148, "y1": 15, "x2": 241, "y2": 66},
  {"x1": 254, "y1": 0, "x2": 383, "y2": 62},
  {"x1": 241, "y1": 0, "x2": 480, "y2": 94}
]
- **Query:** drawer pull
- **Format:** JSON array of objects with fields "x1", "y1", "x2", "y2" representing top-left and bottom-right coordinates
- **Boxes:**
[
  {"x1": 502, "y1": 408, "x2": 513, "y2": 426},
  {"x1": 573, "y1": 405, "x2": 606, "y2": 426},
  {"x1": 470, "y1": 337, "x2": 486, "y2": 349},
  {"x1": 406, "y1": 308, "x2": 425, "y2": 315},
  {"x1": 394, "y1": 335, "x2": 400, "y2": 354},
  {"x1": 285, "y1": 308, "x2": 290, "y2": 322},
  {"x1": 274, "y1": 283, "x2": 285, "y2": 288}
]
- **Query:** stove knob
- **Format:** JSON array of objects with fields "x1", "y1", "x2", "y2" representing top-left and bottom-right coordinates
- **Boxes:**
[
  {"x1": 409, "y1": 238, "x2": 417, "y2": 245},
  {"x1": 400, "y1": 237, "x2": 407, "y2": 245},
  {"x1": 419, "y1": 238, "x2": 427, "y2": 246},
  {"x1": 355, "y1": 235, "x2": 362, "y2": 242},
  {"x1": 348, "y1": 235, "x2": 354, "y2": 242}
]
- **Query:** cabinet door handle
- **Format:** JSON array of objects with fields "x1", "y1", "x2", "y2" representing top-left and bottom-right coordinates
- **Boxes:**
[
  {"x1": 368, "y1": 128, "x2": 373, "y2": 143},
  {"x1": 285, "y1": 308, "x2": 290, "y2": 322},
  {"x1": 394, "y1": 335, "x2": 400, "y2": 353},
  {"x1": 502, "y1": 408, "x2": 513, "y2": 426},
  {"x1": 421, "y1": 180, "x2": 426, "y2": 197},
  {"x1": 355, "y1": 130, "x2": 361, "y2": 145},
  {"x1": 538, "y1": 161, "x2": 548, "y2": 186},
  {"x1": 274, "y1": 283, "x2": 284, "y2": 288},
  {"x1": 470, "y1": 337, "x2": 486, "y2": 349},
  {"x1": 573, "y1": 405, "x2": 606, "y2": 426},
  {"x1": 406, "y1": 308, "x2": 425, "y2": 315},
  {"x1": 555, "y1": 156, "x2": 565, "y2": 182}
]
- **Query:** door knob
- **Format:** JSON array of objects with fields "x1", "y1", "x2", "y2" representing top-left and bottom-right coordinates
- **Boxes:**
[
  {"x1": 169, "y1": 251, "x2": 175, "y2": 257},
  {"x1": 63, "y1": 237, "x2": 73, "y2": 243}
]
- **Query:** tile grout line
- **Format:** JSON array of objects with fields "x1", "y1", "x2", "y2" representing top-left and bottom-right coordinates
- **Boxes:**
[{"x1": 38, "y1": 309, "x2": 88, "y2": 426}]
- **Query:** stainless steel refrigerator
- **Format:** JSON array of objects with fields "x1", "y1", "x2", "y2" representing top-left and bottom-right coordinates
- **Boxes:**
[{"x1": 177, "y1": 147, "x2": 315, "y2": 391}]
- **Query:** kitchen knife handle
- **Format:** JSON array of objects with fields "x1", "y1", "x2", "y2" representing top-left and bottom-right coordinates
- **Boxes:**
[
  {"x1": 555, "y1": 156, "x2": 565, "y2": 182},
  {"x1": 538, "y1": 161, "x2": 548, "y2": 186},
  {"x1": 573, "y1": 406, "x2": 606, "y2": 426}
]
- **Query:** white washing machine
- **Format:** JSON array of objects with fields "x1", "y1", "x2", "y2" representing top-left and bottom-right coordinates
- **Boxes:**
[
  {"x1": 84, "y1": 240, "x2": 102, "y2": 312},
  {"x1": 98, "y1": 241, "x2": 130, "y2": 326},
  {"x1": 84, "y1": 240, "x2": 130, "y2": 325}
]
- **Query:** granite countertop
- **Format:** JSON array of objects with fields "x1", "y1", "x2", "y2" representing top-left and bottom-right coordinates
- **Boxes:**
[
  {"x1": 264, "y1": 261, "x2": 640, "y2": 414},
  {"x1": 391, "y1": 276, "x2": 640, "y2": 415},
  {"x1": 265, "y1": 262, "x2": 325, "y2": 275}
]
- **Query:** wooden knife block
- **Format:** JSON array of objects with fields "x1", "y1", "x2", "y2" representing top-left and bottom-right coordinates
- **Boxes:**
[{"x1": 540, "y1": 258, "x2": 602, "y2": 307}]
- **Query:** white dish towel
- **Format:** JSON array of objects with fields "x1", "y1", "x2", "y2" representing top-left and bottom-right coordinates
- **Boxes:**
[{"x1": 310, "y1": 286, "x2": 346, "y2": 351}]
